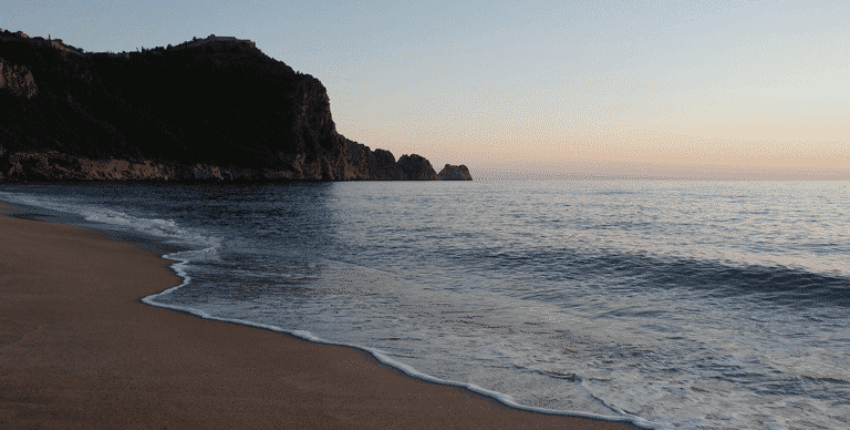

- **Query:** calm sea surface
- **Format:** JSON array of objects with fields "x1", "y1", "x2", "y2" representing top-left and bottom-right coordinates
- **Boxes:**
[{"x1": 2, "y1": 181, "x2": 848, "y2": 430}]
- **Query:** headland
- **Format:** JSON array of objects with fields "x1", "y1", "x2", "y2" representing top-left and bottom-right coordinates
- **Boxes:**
[{"x1": 0, "y1": 30, "x2": 471, "y2": 182}]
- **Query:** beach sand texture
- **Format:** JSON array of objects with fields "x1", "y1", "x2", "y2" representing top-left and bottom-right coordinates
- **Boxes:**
[{"x1": 0, "y1": 203, "x2": 636, "y2": 429}]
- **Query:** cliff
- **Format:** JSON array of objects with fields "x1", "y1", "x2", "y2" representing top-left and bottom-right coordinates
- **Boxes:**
[{"x1": 0, "y1": 30, "x2": 471, "y2": 182}]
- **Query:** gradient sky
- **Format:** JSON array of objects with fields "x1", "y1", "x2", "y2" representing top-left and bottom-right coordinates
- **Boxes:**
[{"x1": 3, "y1": 0, "x2": 848, "y2": 179}]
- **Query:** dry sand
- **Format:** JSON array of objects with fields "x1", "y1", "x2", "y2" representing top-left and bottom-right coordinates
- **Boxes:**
[{"x1": 0, "y1": 202, "x2": 637, "y2": 429}]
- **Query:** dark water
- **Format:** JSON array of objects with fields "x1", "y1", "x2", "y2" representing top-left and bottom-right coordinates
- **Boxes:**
[{"x1": 2, "y1": 181, "x2": 848, "y2": 430}]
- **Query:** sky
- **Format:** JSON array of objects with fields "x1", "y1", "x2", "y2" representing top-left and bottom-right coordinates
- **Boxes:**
[{"x1": 2, "y1": 0, "x2": 848, "y2": 179}]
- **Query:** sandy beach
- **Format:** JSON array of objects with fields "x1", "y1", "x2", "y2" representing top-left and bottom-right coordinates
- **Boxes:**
[{"x1": 0, "y1": 202, "x2": 637, "y2": 430}]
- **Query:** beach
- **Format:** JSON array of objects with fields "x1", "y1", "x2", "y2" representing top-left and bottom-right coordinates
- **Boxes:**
[{"x1": 0, "y1": 202, "x2": 636, "y2": 430}]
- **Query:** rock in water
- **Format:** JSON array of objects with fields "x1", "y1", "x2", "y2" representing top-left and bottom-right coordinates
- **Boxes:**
[
  {"x1": 437, "y1": 164, "x2": 472, "y2": 181},
  {"x1": 398, "y1": 154, "x2": 438, "y2": 180}
]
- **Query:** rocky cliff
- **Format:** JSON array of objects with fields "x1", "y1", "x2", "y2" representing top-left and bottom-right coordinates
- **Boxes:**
[{"x1": 0, "y1": 30, "x2": 471, "y2": 182}]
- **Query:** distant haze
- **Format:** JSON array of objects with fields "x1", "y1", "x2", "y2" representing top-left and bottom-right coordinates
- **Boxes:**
[{"x1": 3, "y1": 0, "x2": 848, "y2": 179}]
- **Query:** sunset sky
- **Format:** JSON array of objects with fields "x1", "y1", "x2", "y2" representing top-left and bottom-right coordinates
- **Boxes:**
[{"x1": 3, "y1": 0, "x2": 848, "y2": 179}]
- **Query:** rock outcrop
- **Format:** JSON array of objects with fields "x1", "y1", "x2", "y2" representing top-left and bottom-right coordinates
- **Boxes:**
[
  {"x1": 0, "y1": 58, "x2": 38, "y2": 99},
  {"x1": 0, "y1": 30, "x2": 471, "y2": 182},
  {"x1": 437, "y1": 164, "x2": 473, "y2": 180},
  {"x1": 398, "y1": 154, "x2": 438, "y2": 180}
]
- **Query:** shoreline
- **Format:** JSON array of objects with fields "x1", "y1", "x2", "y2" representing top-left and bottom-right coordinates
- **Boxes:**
[{"x1": 0, "y1": 201, "x2": 640, "y2": 429}]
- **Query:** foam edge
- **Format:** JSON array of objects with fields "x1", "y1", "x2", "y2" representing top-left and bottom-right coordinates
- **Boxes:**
[{"x1": 141, "y1": 252, "x2": 662, "y2": 430}]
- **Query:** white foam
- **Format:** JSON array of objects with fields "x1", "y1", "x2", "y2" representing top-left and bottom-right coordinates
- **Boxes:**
[
  {"x1": 0, "y1": 190, "x2": 221, "y2": 257},
  {"x1": 142, "y1": 251, "x2": 662, "y2": 430}
]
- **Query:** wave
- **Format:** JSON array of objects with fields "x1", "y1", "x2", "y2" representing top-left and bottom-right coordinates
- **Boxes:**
[
  {"x1": 474, "y1": 248, "x2": 850, "y2": 309},
  {"x1": 0, "y1": 190, "x2": 221, "y2": 256},
  {"x1": 142, "y1": 251, "x2": 661, "y2": 430}
]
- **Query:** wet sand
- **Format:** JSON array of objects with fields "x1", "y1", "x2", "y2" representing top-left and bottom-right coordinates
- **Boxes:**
[{"x1": 0, "y1": 202, "x2": 638, "y2": 429}]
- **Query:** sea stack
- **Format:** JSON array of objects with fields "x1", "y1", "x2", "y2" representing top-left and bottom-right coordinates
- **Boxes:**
[
  {"x1": 398, "y1": 154, "x2": 438, "y2": 180},
  {"x1": 437, "y1": 164, "x2": 473, "y2": 181}
]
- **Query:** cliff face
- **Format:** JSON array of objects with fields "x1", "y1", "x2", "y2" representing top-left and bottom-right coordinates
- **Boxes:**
[
  {"x1": 0, "y1": 58, "x2": 38, "y2": 99},
  {"x1": 0, "y1": 30, "x2": 471, "y2": 182}
]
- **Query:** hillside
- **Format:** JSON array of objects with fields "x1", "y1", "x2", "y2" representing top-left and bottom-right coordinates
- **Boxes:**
[{"x1": 0, "y1": 30, "x2": 471, "y2": 182}]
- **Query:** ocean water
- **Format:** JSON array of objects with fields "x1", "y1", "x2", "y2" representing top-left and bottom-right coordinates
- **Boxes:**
[{"x1": 1, "y1": 181, "x2": 848, "y2": 430}]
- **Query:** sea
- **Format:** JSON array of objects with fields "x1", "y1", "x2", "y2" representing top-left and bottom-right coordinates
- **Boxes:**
[{"x1": 1, "y1": 180, "x2": 848, "y2": 430}]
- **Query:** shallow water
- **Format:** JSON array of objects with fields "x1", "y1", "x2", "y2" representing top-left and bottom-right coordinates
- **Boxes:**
[{"x1": 2, "y1": 181, "x2": 848, "y2": 430}]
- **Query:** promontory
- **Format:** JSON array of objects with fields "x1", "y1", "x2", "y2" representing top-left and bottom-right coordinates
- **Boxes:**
[{"x1": 0, "y1": 30, "x2": 472, "y2": 182}]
